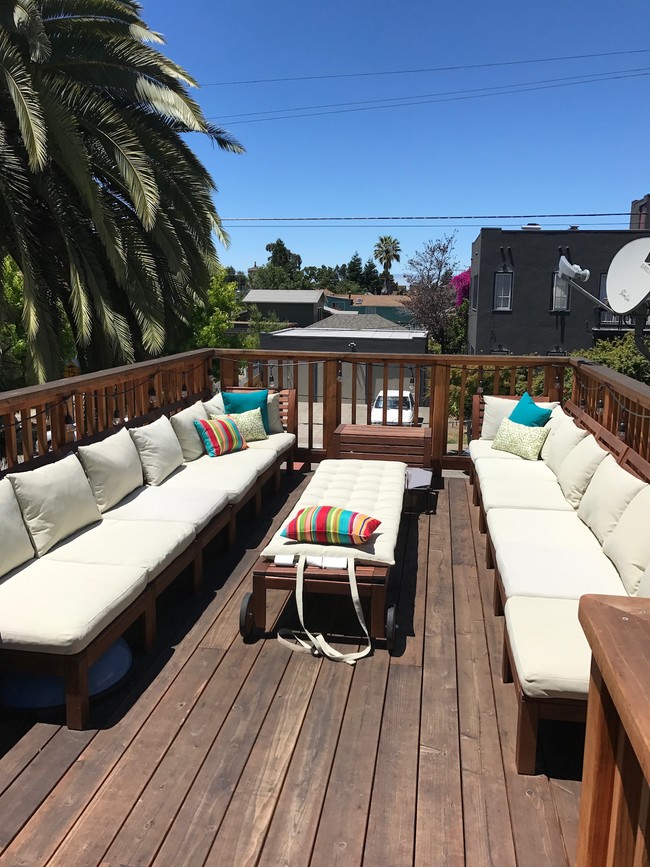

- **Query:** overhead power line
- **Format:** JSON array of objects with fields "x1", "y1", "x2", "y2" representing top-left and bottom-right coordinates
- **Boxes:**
[
  {"x1": 200, "y1": 48, "x2": 650, "y2": 87},
  {"x1": 221, "y1": 213, "x2": 631, "y2": 222},
  {"x1": 210, "y1": 69, "x2": 650, "y2": 125},
  {"x1": 210, "y1": 66, "x2": 650, "y2": 122}
]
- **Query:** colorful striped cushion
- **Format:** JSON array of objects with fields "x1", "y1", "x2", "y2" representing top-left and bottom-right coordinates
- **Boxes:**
[
  {"x1": 281, "y1": 506, "x2": 381, "y2": 546},
  {"x1": 193, "y1": 417, "x2": 248, "y2": 457}
]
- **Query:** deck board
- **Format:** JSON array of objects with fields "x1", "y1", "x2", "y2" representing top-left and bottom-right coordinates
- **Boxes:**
[{"x1": 0, "y1": 472, "x2": 582, "y2": 866}]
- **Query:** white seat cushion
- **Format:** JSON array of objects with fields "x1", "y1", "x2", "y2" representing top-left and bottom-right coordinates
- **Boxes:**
[
  {"x1": 475, "y1": 457, "x2": 556, "y2": 485},
  {"x1": 77, "y1": 427, "x2": 144, "y2": 512},
  {"x1": 161, "y1": 451, "x2": 268, "y2": 503},
  {"x1": 169, "y1": 400, "x2": 209, "y2": 462},
  {"x1": 262, "y1": 459, "x2": 406, "y2": 564},
  {"x1": 505, "y1": 597, "x2": 591, "y2": 699},
  {"x1": 479, "y1": 477, "x2": 573, "y2": 513},
  {"x1": 44, "y1": 518, "x2": 195, "y2": 583},
  {"x1": 578, "y1": 456, "x2": 647, "y2": 545},
  {"x1": 0, "y1": 559, "x2": 147, "y2": 654},
  {"x1": 104, "y1": 485, "x2": 229, "y2": 533},
  {"x1": 246, "y1": 432, "x2": 296, "y2": 456},
  {"x1": 497, "y1": 544, "x2": 627, "y2": 601},
  {"x1": 129, "y1": 415, "x2": 184, "y2": 485},
  {"x1": 8, "y1": 454, "x2": 101, "y2": 556},
  {"x1": 0, "y1": 478, "x2": 35, "y2": 578},
  {"x1": 487, "y1": 508, "x2": 601, "y2": 553},
  {"x1": 469, "y1": 439, "x2": 523, "y2": 462}
]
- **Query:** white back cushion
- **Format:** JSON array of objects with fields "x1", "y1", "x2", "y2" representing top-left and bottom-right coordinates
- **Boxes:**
[
  {"x1": 556, "y1": 435, "x2": 608, "y2": 509},
  {"x1": 603, "y1": 487, "x2": 650, "y2": 595},
  {"x1": 578, "y1": 456, "x2": 646, "y2": 544},
  {"x1": 481, "y1": 396, "x2": 559, "y2": 440},
  {"x1": 203, "y1": 393, "x2": 225, "y2": 416},
  {"x1": 8, "y1": 454, "x2": 101, "y2": 556},
  {"x1": 267, "y1": 393, "x2": 284, "y2": 434},
  {"x1": 77, "y1": 427, "x2": 144, "y2": 512},
  {"x1": 170, "y1": 400, "x2": 208, "y2": 462},
  {"x1": 636, "y1": 563, "x2": 650, "y2": 598},
  {"x1": 545, "y1": 420, "x2": 588, "y2": 475},
  {"x1": 0, "y1": 478, "x2": 35, "y2": 577},
  {"x1": 129, "y1": 415, "x2": 184, "y2": 485},
  {"x1": 540, "y1": 406, "x2": 569, "y2": 461}
]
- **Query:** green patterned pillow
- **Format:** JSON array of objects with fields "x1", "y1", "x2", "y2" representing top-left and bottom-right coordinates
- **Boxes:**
[
  {"x1": 223, "y1": 407, "x2": 268, "y2": 442},
  {"x1": 491, "y1": 417, "x2": 550, "y2": 461}
]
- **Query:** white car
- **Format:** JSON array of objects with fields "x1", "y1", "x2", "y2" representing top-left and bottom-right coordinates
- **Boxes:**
[{"x1": 370, "y1": 390, "x2": 415, "y2": 426}]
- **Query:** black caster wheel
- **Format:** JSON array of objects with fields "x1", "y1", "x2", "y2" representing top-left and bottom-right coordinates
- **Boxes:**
[
  {"x1": 239, "y1": 592, "x2": 256, "y2": 638},
  {"x1": 385, "y1": 605, "x2": 397, "y2": 652}
]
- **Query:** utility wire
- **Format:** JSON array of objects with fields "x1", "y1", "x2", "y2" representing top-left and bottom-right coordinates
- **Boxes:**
[
  {"x1": 200, "y1": 48, "x2": 650, "y2": 86},
  {"x1": 221, "y1": 213, "x2": 631, "y2": 221},
  {"x1": 210, "y1": 66, "x2": 650, "y2": 121},
  {"x1": 211, "y1": 69, "x2": 650, "y2": 125}
]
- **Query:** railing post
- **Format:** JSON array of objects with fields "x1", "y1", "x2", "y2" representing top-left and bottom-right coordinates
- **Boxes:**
[
  {"x1": 220, "y1": 358, "x2": 237, "y2": 391},
  {"x1": 430, "y1": 362, "x2": 450, "y2": 477},
  {"x1": 323, "y1": 359, "x2": 340, "y2": 458}
]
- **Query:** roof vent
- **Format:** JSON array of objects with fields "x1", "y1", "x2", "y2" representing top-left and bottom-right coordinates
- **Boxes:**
[
  {"x1": 568, "y1": 225, "x2": 579, "y2": 231},
  {"x1": 521, "y1": 222, "x2": 541, "y2": 231}
]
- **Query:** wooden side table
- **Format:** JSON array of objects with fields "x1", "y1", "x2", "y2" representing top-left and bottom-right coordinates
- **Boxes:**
[{"x1": 333, "y1": 424, "x2": 433, "y2": 468}]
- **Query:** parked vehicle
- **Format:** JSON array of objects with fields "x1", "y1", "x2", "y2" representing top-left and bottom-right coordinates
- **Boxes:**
[{"x1": 370, "y1": 390, "x2": 415, "y2": 426}]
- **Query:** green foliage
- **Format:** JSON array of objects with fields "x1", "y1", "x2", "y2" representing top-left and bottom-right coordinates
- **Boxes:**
[
  {"x1": 571, "y1": 332, "x2": 650, "y2": 385},
  {"x1": 251, "y1": 263, "x2": 306, "y2": 291},
  {"x1": 241, "y1": 306, "x2": 291, "y2": 350},
  {"x1": 346, "y1": 252, "x2": 364, "y2": 286},
  {"x1": 265, "y1": 239, "x2": 302, "y2": 273},
  {"x1": 362, "y1": 258, "x2": 382, "y2": 294},
  {"x1": 373, "y1": 235, "x2": 401, "y2": 293},
  {"x1": 0, "y1": 0, "x2": 242, "y2": 381}
]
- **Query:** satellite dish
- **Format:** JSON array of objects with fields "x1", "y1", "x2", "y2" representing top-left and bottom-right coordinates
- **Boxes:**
[{"x1": 606, "y1": 238, "x2": 650, "y2": 314}]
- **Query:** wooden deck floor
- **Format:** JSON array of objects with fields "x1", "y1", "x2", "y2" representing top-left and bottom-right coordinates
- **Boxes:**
[{"x1": 0, "y1": 472, "x2": 583, "y2": 866}]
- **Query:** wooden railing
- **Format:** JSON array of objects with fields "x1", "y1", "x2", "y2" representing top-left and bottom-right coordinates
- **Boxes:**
[
  {"x1": 1, "y1": 348, "x2": 649, "y2": 476},
  {"x1": 576, "y1": 595, "x2": 650, "y2": 867}
]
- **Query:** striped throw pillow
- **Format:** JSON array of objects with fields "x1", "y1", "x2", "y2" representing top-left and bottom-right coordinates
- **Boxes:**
[
  {"x1": 193, "y1": 417, "x2": 248, "y2": 457},
  {"x1": 281, "y1": 506, "x2": 381, "y2": 545}
]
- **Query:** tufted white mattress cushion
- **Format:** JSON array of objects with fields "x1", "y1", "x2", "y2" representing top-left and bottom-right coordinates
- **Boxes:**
[{"x1": 261, "y1": 459, "x2": 406, "y2": 563}]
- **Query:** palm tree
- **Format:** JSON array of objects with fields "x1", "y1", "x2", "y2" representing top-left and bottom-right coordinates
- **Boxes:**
[
  {"x1": 0, "y1": 0, "x2": 243, "y2": 380},
  {"x1": 373, "y1": 235, "x2": 401, "y2": 295}
]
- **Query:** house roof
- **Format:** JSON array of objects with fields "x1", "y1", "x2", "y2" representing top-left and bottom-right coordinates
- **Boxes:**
[
  {"x1": 304, "y1": 313, "x2": 407, "y2": 331},
  {"x1": 243, "y1": 290, "x2": 324, "y2": 304},
  {"x1": 326, "y1": 294, "x2": 408, "y2": 308}
]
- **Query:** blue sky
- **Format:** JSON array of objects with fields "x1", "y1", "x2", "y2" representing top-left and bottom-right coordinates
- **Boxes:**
[{"x1": 147, "y1": 0, "x2": 650, "y2": 277}]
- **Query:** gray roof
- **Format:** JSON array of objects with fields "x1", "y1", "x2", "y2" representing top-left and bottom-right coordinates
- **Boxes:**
[
  {"x1": 304, "y1": 313, "x2": 407, "y2": 331},
  {"x1": 243, "y1": 289, "x2": 324, "y2": 304}
]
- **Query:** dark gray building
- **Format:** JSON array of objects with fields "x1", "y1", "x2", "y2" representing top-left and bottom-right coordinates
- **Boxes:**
[
  {"x1": 468, "y1": 227, "x2": 650, "y2": 356},
  {"x1": 242, "y1": 289, "x2": 325, "y2": 328}
]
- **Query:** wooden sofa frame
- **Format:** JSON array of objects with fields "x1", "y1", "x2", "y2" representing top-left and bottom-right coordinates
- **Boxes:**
[
  {"x1": 469, "y1": 395, "x2": 650, "y2": 773},
  {"x1": 0, "y1": 387, "x2": 297, "y2": 729}
]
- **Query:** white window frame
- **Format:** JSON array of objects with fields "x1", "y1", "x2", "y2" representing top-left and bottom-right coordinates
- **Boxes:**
[
  {"x1": 551, "y1": 272, "x2": 571, "y2": 312},
  {"x1": 493, "y1": 271, "x2": 513, "y2": 311}
]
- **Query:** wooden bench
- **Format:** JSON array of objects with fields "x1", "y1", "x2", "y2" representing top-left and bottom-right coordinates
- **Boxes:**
[{"x1": 333, "y1": 423, "x2": 432, "y2": 468}]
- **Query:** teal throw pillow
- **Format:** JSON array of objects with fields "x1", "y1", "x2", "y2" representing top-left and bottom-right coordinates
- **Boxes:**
[
  {"x1": 492, "y1": 417, "x2": 550, "y2": 460},
  {"x1": 508, "y1": 392, "x2": 552, "y2": 428},
  {"x1": 222, "y1": 390, "x2": 270, "y2": 433}
]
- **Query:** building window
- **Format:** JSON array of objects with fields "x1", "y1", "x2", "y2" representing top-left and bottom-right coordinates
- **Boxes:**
[
  {"x1": 599, "y1": 273, "x2": 617, "y2": 324},
  {"x1": 493, "y1": 271, "x2": 513, "y2": 311},
  {"x1": 551, "y1": 272, "x2": 570, "y2": 312},
  {"x1": 470, "y1": 274, "x2": 478, "y2": 310}
]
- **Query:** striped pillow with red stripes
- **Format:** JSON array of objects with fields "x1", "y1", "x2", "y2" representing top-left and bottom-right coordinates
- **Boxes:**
[
  {"x1": 281, "y1": 506, "x2": 381, "y2": 545},
  {"x1": 193, "y1": 417, "x2": 247, "y2": 457}
]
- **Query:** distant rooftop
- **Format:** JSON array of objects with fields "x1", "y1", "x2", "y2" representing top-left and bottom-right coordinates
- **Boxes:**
[
  {"x1": 305, "y1": 313, "x2": 408, "y2": 331},
  {"x1": 326, "y1": 293, "x2": 408, "y2": 307},
  {"x1": 243, "y1": 289, "x2": 324, "y2": 304}
]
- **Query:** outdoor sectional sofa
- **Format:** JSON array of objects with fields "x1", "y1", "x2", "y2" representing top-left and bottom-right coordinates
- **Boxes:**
[
  {"x1": 469, "y1": 394, "x2": 650, "y2": 774},
  {"x1": 0, "y1": 388, "x2": 296, "y2": 730}
]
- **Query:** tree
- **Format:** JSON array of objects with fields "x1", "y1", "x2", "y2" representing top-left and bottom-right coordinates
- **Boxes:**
[
  {"x1": 265, "y1": 239, "x2": 302, "y2": 274},
  {"x1": 373, "y1": 236, "x2": 401, "y2": 294},
  {"x1": 402, "y1": 235, "x2": 459, "y2": 352},
  {"x1": 251, "y1": 263, "x2": 305, "y2": 291},
  {"x1": 346, "y1": 252, "x2": 364, "y2": 288},
  {"x1": 361, "y1": 258, "x2": 382, "y2": 294},
  {"x1": 0, "y1": 0, "x2": 242, "y2": 381},
  {"x1": 572, "y1": 332, "x2": 650, "y2": 385}
]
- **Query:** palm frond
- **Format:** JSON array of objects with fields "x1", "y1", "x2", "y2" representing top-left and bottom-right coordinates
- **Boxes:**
[{"x1": 0, "y1": 29, "x2": 47, "y2": 170}]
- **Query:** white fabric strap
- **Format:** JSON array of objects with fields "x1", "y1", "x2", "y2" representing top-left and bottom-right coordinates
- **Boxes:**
[{"x1": 277, "y1": 554, "x2": 372, "y2": 665}]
